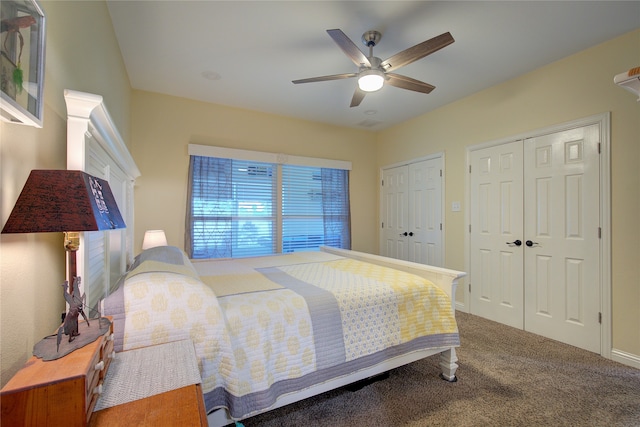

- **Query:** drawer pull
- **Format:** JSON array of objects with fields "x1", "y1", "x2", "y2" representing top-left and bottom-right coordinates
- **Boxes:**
[
  {"x1": 93, "y1": 384, "x2": 103, "y2": 395},
  {"x1": 95, "y1": 361, "x2": 105, "y2": 371}
]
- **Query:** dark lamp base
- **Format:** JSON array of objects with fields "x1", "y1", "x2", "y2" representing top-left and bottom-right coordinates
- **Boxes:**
[{"x1": 32, "y1": 317, "x2": 112, "y2": 361}]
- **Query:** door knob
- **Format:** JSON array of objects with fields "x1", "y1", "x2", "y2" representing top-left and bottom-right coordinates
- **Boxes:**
[
  {"x1": 408, "y1": 232, "x2": 414, "y2": 237},
  {"x1": 506, "y1": 240, "x2": 522, "y2": 247},
  {"x1": 400, "y1": 232, "x2": 408, "y2": 236},
  {"x1": 526, "y1": 240, "x2": 539, "y2": 247}
]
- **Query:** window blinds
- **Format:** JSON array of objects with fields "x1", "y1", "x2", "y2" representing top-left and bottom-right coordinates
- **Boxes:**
[
  {"x1": 282, "y1": 165, "x2": 350, "y2": 253},
  {"x1": 187, "y1": 156, "x2": 276, "y2": 259},
  {"x1": 186, "y1": 150, "x2": 351, "y2": 259}
]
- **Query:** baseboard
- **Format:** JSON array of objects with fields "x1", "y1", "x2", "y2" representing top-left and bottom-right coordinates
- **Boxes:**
[{"x1": 610, "y1": 348, "x2": 640, "y2": 370}]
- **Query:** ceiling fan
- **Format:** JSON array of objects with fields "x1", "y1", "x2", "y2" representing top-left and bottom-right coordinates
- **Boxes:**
[{"x1": 292, "y1": 29, "x2": 455, "y2": 107}]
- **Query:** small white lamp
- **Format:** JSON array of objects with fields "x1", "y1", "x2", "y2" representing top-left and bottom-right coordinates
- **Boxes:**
[{"x1": 142, "y1": 229, "x2": 168, "y2": 250}]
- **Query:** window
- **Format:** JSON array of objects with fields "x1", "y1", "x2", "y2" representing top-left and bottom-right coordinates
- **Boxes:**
[
  {"x1": 186, "y1": 146, "x2": 351, "y2": 259},
  {"x1": 282, "y1": 165, "x2": 350, "y2": 253}
]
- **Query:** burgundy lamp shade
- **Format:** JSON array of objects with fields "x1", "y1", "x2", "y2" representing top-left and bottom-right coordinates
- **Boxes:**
[{"x1": 2, "y1": 170, "x2": 126, "y2": 234}]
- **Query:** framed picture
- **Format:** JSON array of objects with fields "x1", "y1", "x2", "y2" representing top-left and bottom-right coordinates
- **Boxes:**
[{"x1": 0, "y1": 0, "x2": 45, "y2": 127}]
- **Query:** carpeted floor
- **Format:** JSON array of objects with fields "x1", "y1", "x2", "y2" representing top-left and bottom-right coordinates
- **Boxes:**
[{"x1": 242, "y1": 311, "x2": 640, "y2": 426}]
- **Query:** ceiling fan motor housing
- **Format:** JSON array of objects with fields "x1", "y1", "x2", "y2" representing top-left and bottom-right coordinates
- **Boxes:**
[
  {"x1": 361, "y1": 56, "x2": 383, "y2": 72},
  {"x1": 362, "y1": 30, "x2": 382, "y2": 47}
]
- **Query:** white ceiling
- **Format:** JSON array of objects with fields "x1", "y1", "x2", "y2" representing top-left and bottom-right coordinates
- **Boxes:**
[{"x1": 106, "y1": 1, "x2": 640, "y2": 131}]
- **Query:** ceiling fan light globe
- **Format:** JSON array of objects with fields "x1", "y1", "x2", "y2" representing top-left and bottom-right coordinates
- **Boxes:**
[{"x1": 358, "y1": 70, "x2": 385, "y2": 92}]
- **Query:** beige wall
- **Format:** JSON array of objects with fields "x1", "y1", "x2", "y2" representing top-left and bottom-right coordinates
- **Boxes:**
[
  {"x1": 0, "y1": 1, "x2": 130, "y2": 387},
  {"x1": 43, "y1": 1, "x2": 131, "y2": 141},
  {"x1": 376, "y1": 29, "x2": 640, "y2": 357},
  {"x1": 130, "y1": 91, "x2": 378, "y2": 255}
]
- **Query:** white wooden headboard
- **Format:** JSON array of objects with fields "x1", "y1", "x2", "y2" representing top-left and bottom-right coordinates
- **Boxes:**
[{"x1": 64, "y1": 90, "x2": 140, "y2": 313}]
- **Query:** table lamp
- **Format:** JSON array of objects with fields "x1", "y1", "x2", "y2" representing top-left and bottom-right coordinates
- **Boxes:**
[
  {"x1": 2, "y1": 170, "x2": 126, "y2": 359},
  {"x1": 142, "y1": 229, "x2": 168, "y2": 250}
]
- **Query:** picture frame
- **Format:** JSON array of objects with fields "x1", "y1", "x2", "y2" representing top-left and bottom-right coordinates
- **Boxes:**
[{"x1": 0, "y1": 0, "x2": 45, "y2": 127}]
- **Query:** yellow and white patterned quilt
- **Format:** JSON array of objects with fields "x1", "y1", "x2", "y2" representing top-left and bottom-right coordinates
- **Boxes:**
[{"x1": 102, "y1": 247, "x2": 459, "y2": 419}]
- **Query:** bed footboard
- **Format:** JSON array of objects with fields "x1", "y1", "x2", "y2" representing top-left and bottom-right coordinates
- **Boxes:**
[{"x1": 319, "y1": 246, "x2": 466, "y2": 311}]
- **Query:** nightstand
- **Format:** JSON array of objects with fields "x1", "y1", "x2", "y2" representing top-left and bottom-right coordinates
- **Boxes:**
[
  {"x1": 0, "y1": 318, "x2": 115, "y2": 426},
  {"x1": 89, "y1": 340, "x2": 208, "y2": 427}
]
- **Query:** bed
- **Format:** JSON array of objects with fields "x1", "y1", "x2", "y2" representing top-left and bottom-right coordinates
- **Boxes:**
[{"x1": 101, "y1": 245, "x2": 465, "y2": 426}]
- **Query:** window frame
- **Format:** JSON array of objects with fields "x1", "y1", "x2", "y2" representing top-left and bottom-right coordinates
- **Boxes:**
[{"x1": 186, "y1": 144, "x2": 352, "y2": 259}]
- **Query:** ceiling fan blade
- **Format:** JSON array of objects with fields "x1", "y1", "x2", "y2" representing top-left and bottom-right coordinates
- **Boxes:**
[
  {"x1": 292, "y1": 73, "x2": 357, "y2": 84},
  {"x1": 350, "y1": 87, "x2": 366, "y2": 107},
  {"x1": 327, "y1": 29, "x2": 371, "y2": 68},
  {"x1": 380, "y1": 32, "x2": 454, "y2": 72},
  {"x1": 386, "y1": 73, "x2": 436, "y2": 94}
]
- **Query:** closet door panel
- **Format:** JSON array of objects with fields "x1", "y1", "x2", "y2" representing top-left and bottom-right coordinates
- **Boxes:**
[
  {"x1": 381, "y1": 166, "x2": 408, "y2": 260},
  {"x1": 469, "y1": 140, "x2": 524, "y2": 328},
  {"x1": 408, "y1": 159, "x2": 442, "y2": 266},
  {"x1": 523, "y1": 125, "x2": 601, "y2": 353}
]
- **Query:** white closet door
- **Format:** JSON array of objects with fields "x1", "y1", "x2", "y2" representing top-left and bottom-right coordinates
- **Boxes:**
[
  {"x1": 408, "y1": 159, "x2": 443, "y2": 266},
  {"x1": 381, "y1": 166, "x2": 409, "y2": 260},
  {"x1": 523, "y1": 124, "x2": 601, "y2": 352},
  {"x1": 469, "y1": 123, "x2": 601, "y2": 352},
  {"x1": 381, "y1": 157, "x2": 443, "y2": 266},
  {"x1": 469, "y1": 140, "x2": 525, "y2": 328}
]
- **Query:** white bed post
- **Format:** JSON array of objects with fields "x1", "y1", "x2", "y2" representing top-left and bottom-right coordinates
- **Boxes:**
[{"x1": 439, "y1": 347, "x2": 458, "y2": 382}]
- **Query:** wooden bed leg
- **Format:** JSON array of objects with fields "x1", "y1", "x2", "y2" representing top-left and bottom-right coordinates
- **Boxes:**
[{"x1": 438, "y1": 348, "x2": 458, "y2": 382}]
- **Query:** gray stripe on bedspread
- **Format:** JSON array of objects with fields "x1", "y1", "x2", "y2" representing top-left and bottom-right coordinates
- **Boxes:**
[{"x1": 257, "y1": 267, "x2": 346, "y2": 370}]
